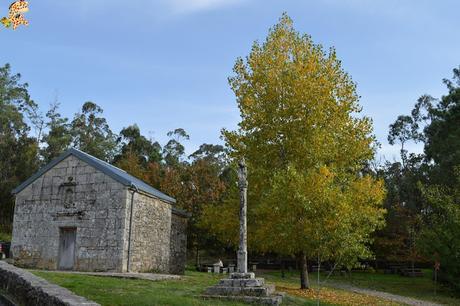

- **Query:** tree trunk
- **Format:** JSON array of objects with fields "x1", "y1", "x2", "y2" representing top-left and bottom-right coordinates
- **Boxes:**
[
  {"x1": 299, "y1": 252, "x2": 310, "y2": 289},
  {"x1": 281, "y1": 259, "x2": 285, "y2": 278},
  {"x1": 195, "y1": 246, "x2": 200, "y2": 269}
]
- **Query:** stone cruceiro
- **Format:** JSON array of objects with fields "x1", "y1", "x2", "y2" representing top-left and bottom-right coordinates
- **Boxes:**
[{"x1": 202, "y1": 159, "x2": 284, "y2": 305}]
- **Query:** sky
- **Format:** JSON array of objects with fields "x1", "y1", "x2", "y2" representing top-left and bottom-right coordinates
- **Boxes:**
[{"x1": 2, "y1": 0, "x2": 460, "y2": 161}]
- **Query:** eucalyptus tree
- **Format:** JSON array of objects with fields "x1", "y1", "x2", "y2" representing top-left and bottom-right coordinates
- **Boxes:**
[
  {"x1": 70, "y1": 101, "x2": 118, "y2": 162},
  {"x1": 115, "y1": 124, "x2": 162, "y2": 165},
  {"x1": 41, "y1": 102, "x2": 72, "y2": 163},
  {"x1": 0, "y1": 64, "x2": 39, "y2": 229}
]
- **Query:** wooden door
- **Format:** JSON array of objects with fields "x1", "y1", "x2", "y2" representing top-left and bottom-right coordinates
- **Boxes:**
[{"x1": 58, "y1": 228, "x2": 76, "y2": 270}]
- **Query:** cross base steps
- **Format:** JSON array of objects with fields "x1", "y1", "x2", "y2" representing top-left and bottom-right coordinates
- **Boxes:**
[
  {"x1": 202, "y1": 274, "x2": 284, "y2": 305},
  {"x1": 230, "y1": 272, "x2": 255, "y2": 279},
  {"x1": 201, "y1": 294, "x2": 284, "y2": 305}
]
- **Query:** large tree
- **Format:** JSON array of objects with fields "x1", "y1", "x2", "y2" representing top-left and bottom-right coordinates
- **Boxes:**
[
  {"x1": 222, "y1": 14, "x2": 386, "y2": 288},
  {"x1": 380, "y1": 66, "x2": 460, "y2": 291},
  {"x1": 372, "y1": 157, "x2": 426, "y2": 266},
  {"x1": 418, "y1": 170, "x2": 460, "y2": 292},
  {"x1": 416, "y1": 67, "x2": 460, "y2": 290},
  {"x1": 114, "y1": 124, "x2": 162, "y2": 166},
  {"x1": 163, "y1": 128, "x2": 190, "y2": 167},
  {"x1": 70, "y1": 101, "x2": 117, "y2": 162},
  {"x1": 41, "y1": 102, "x2": 72, "y2": 163},
  {"x1": 424, "y1": 68, "x2": 460, "y2": 185},
  {"x1": 160, "y1": 133, "x2": 228, "y2": 260},
  {"x1": 0, "y1": 64, "x2": 39, "y2": 229}
]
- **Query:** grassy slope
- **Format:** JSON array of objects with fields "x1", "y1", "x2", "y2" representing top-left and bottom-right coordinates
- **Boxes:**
[
  {"x1": 35, "y1": 268, "x2": 459, "y2": 306},
  {"x1": 324, "y1": 269, "x2": 460, "y2": 305},
  {"x1": 263, "y1": 269, "x2": 460, "y2": 306},
  {"x1": 260, "y1": 271, "x2": 401, "y2": 306},
  {"x1": 32, "y1": 270, "x2": 322, "y2": 306}
]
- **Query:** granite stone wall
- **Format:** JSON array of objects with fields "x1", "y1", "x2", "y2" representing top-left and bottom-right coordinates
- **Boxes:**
[
  {"x1": 11, "y1": 155, "x2": 128, "y2": 272},
  {"x1": 11, "y1": 154, "x2": 188, "y2": 275},
  {"x1": 169, "y1": 212, "x2": 187, "y2": 275},
  {"x1": 126, "y1": 191, "x2": 172, "y2": 273},
  {"x1": 0, "y1": 261, "x2": 99, "y2": 306}
]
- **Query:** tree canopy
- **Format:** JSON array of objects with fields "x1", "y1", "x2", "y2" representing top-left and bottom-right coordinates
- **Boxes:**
[
  {"x1": 0, "y1": 64, "x2": 39, "y2": 228},
  {"x1": 379, "y1": 66, "x2": 460, "y2": 291},
  {"x1": 207, "y1": 14, "x2": 387, "y2": 288},
  {"x1": 71, "y1": 101, "x2": 118, "y2": 162}
]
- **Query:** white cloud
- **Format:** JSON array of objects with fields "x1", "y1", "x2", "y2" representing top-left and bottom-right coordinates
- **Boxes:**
[
  {"x1": 320, "y1": 0, "x2": 434, "y2": 23},
  {"x1": 167, "y1": 0, "x2": 246, "y2": 14},
  {"x1": 52, "y1": 0, "x2": 246, "y2": 17}
]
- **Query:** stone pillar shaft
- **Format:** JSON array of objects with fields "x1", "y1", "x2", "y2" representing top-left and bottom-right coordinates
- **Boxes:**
[
  {"x1": 237, "y1": 159, "x2": 248, "y2": 274},
  {"x1": 203, "y1": 159, "x2": 283, "y2": 305}
]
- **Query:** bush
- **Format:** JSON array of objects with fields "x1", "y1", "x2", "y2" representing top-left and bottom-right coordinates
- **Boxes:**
[{"x1": 0, "y1": 232, "x2": 12, "y2": 242}]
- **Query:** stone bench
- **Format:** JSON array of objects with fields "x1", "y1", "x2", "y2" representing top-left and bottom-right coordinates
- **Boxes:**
[
  {"x1": 401, "y1": 269, "x2": 424, "y2": 277},
  {"x1": 201, "y1": 263, "x2": 235, "y2": 274}
]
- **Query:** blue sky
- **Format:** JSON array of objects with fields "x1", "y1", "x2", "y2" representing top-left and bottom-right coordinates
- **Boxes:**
[{"x1": 2, "y1": 0, "x2": 460, "y2": 161}]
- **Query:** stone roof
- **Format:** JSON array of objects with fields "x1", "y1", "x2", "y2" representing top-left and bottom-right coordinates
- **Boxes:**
[{"x1": 12, "y1": 148, "x2": 176, "y2": 204}]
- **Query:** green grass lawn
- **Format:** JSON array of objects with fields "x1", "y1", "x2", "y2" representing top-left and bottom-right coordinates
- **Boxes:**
[
  {"x1": 259, "y1": 271, "x2": 401, "y2": 305},
  {"x1": 26, "y1": 268, "x2": 460, "y2": 305},
  {"x1": 326, "y1": 269, "x2": 460, "y2": 305},
  {"x1": 262, "y1": 269, "x2": 460, "y2": 306},
  {"x1": 32, "y1": 269, "x2": 323, "y2": 306}
]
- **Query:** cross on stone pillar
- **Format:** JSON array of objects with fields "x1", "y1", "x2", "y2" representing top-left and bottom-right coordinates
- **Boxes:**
[
  {"x1": 237, "y1": 158, "x2": 248, "y2": 274},
  {"x1": 202, "y1": 158, "x2": 283, "y2": 305}
]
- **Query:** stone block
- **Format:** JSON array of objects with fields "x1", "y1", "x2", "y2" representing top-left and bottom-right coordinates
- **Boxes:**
[
  {"x1": 203, "y1": 274, "x2": 282, "y2": 305},
  {"x1": 218, "y1": 278, "x2": 265, "y2": 287},
  {"x1": 201, "y1": 294, "x2": 283, "y2": 305},
  {"x1": 230, "y1": 272, "x2": 255, "y2": 279},
  {"x1": 205, "y1": 285, "x2": 274, "y2": 297}
]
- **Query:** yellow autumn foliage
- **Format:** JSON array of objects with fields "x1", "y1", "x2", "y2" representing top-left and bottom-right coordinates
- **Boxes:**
[
  {"x1": 204, "y1": 13, "x2": 386, "y2": 269},
  {"x1": 279, "y1": 286, "x2": 400, "y2": 306}
]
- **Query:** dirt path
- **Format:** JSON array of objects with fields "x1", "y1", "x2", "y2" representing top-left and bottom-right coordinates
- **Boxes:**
[{"x1": 327, "y1": 283, "x2": 442, "y2": 306}]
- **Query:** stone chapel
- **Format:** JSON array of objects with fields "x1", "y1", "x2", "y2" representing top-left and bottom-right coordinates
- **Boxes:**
[{"x1": 11, "y1": 148, "x2": 188, "y2": 274}]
